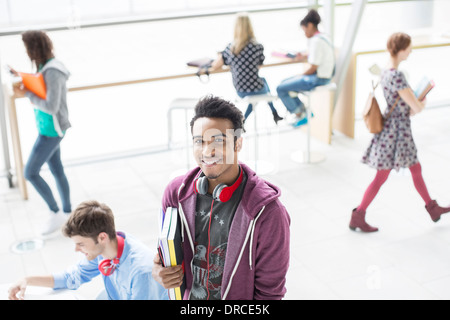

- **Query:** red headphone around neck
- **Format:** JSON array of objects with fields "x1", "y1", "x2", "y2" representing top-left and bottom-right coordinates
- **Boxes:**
[
  {"x1": 98, "y1": 233, "x2": 125, "y2": 276},
  {"x1": 193, "y1": 166, "x2": 243, "y2": 202},
  {"x1": 193, "y1": 166, "x2": 243, "y2": 299}
]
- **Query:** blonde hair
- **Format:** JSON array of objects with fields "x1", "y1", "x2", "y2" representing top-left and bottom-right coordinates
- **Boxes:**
[{"x1": 231, "y1": 13, "x2": 255, "y2": 55}]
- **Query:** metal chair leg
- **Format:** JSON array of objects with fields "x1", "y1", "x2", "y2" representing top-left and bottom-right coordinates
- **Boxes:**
[{"x1": 291, "y1": 93, "x2": 326, "y2": 164}]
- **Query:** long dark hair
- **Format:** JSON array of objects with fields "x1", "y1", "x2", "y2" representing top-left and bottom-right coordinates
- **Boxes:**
[{"x1": 21, "y1": 30, "x2": 55, "y2": 71}]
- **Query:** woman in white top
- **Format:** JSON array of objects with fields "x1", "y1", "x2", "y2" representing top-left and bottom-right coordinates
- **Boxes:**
[{"x1": 276, "y1": 9, "x2": 335, "y2": 127}]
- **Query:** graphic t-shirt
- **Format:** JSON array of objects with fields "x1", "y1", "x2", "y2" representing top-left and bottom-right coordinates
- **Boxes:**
[{"x1": 190, "y1": 171, "x2": 247, "y2": 300}]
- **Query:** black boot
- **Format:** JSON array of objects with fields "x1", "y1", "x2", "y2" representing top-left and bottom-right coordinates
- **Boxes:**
[{"x1": 273, "y1": 112, "x2": 283, "y2": 125}]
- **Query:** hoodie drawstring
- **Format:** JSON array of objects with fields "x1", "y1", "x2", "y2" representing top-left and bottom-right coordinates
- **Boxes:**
[
  {"x1": 249, "y1": 206, "x2": 265, "y2": 270},
  {"x1": 222, "y1": 205, "x2": 266, "y2": 299}
]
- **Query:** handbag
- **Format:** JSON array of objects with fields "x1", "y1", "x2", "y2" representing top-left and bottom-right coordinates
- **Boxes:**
[
  {"x1": 186, "y1": 57, "x2": 213, "y2": 68},
  {"x1": 187, "y1": 57, "x2": 214, "y2": 83},
  {"x1": 363, "y1": 81, "x2": 399, "y2": 134}
]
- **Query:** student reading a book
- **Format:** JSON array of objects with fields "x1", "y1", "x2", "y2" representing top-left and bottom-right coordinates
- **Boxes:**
[
  {"x1": 276, "y1": 9, "x2": 335, "y2": 127},
  {"x1": 8, "y1": 201, "x2": 168, "y2": 300},
  {"x1": 12, "y1": 30, "x2": 72, "y2": 236},
  {"x1": 350, "y1": 32, "x2": 450, "y2": 232},
  {"x1": 152, "y1": 95, "x2": 291, "y2": 300},
  {"x1": 206, "y1": 13, "x2": 284, "y2": 124}
]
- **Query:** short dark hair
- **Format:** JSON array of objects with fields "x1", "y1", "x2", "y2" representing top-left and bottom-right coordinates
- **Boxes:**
[
  {"x1": 190, "y1": 95, "x2": 245, "y2": 137},
  {"x1": 63, "y1": 200, "x2": 116, "y2": 243},
  {"x1": 300, "y1": 9, "x2": 321, "y2": 27}
]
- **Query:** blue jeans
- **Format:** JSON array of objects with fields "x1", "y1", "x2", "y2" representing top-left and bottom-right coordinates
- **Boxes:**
[
  {"x1": 237, "y1": 78, "x2": 277, "y2": 119},
  {"x1": 24, "y1": 134, "x2": 71, "y2": 213},
  {"x1": 276, "y1": 74, "x2": 331, "y2": 115}
]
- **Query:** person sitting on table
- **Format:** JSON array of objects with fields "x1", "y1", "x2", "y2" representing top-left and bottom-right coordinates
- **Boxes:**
[
  {"x1": 276, "y1": 9, "x2": 335, "y2": 127},
  {"x1": 8, "y1": 200, "x2": 168, "y2": 300},
  {"x1": 207, "y1": 12, "x2": 284, "y2": 124},
  {"x1": 152, "y1": 95, "x2": 291, "y2": 300}
]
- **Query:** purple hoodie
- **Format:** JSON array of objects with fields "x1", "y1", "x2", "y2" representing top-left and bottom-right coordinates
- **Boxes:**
[{"x1": 161, "y1": 162, "x2": 290, "y2": 300}]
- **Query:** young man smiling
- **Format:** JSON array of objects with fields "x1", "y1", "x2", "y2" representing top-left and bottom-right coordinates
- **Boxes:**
[
  {"x1": 152, "y1": 95, "x2": 290, "y2": 300},
  {"x1": 8, "y1": 201, "x2": 168, "y2": 300}
]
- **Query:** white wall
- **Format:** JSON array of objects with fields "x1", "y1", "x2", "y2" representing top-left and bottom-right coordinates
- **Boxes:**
[{"x1": 0, "y1": 0, "x2": 307, "y2": 28}]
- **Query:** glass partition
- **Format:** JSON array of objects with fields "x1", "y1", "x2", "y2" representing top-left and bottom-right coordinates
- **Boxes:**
[
  {"x1": 1, "y1": 0, "x2": 449, "y2": 168},
  {"x1": 0, "y1": 0, "x2": 308, "y2": 30}
]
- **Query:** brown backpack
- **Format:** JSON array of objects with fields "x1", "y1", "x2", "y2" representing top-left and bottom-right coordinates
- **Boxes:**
[{"x1": 363, "y1": 81, "x2": 399, "y2": 134}]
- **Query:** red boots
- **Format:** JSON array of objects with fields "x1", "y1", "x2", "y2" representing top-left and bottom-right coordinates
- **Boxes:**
[
  {"x1": 349, "y1": 208, "x2": 379, "y2": 233},
  {"x1": 350, "y1": 200, "x2": 450, "y2": 232},
  {"x1": 426, "y1": 200, "x2": 450, "y2": 222}
]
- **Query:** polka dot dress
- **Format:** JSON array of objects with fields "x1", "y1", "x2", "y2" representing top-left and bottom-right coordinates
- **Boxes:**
[
  {"x1": 222, "y1": 40, "x2": 265, "y2": 93},
  {"x1": 362, "y1": 69, "x2": 418, "y2": 171}
]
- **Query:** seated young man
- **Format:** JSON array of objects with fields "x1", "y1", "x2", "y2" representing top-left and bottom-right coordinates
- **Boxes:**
[
  {"x1": 8, "y1": 200, "x2": 168, "y2": 300},
  {"x1": 152, "y1": 95, "x2": 291, "y2": 300}
]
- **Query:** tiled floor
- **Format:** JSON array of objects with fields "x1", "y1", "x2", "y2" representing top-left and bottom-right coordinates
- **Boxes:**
[{"x1": 1, "y1": 105, "x2": 450, "y2": 300}]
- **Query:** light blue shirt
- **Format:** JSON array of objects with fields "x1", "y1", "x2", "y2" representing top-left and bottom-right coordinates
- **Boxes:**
[{"x1": 53, "y1": 233, "x2": 168, "y2": 300}]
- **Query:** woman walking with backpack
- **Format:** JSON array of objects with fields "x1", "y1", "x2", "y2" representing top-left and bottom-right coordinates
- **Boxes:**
[{"x1": 349, "y1": 32, "x2": 450, "y2": 232}]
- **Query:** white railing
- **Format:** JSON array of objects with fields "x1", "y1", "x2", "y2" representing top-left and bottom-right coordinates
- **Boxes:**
[{"x1": 1, "y1": 58, "x2": 302, "y2": 199}]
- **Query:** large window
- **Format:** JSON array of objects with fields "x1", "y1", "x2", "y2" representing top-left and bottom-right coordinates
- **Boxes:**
[
  {"x1": 0, "y1": 0, "x2": 305, "y2": 30},
  {"x1": 1, "y1": 0, "x2": 449, "y2": 169}
]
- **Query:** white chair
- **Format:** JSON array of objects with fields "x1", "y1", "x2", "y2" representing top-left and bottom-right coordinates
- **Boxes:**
[
  {"x1": 167, "y1": 98, "x2": 198, "y2": 150},
  {"x1": 167, "y1": 98, "x2": 197, "y2": 172},
  {"x1": 290, "y1": 83, "x2": 336, "y2": 164},
  {"x1": 238, "y1": 94, "x2": 278, "y2": 175}
]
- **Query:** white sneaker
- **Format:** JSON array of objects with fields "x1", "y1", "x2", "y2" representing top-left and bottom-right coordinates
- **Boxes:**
[
  {"x1": 41, "y1": 211, "x2": 68, "y2": 236},
  {"x1": 288, "y1": 111, "x2": 305, "y2": 125}
]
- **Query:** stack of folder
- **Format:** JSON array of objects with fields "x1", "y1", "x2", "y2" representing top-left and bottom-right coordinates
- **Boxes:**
[{"x1": 158, "y1": 207, "x2": 186, "y2": 300}]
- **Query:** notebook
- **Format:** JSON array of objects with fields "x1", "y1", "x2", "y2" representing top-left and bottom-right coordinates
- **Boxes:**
[
  {"x1": 158, "y1": 207, "x2": 186, "y2": 300},
  {"x1": 414, "y1": 77, "x2": 435, "y2": 101}
]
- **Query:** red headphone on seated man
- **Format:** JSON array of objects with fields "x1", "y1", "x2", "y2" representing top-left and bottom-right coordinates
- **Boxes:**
[
  {"x1": 98, "y1": 233, "x2": 125, "y2": 276},
  {"x1": 193, "y1": 166, "x2": 243, "y2": 202}
]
